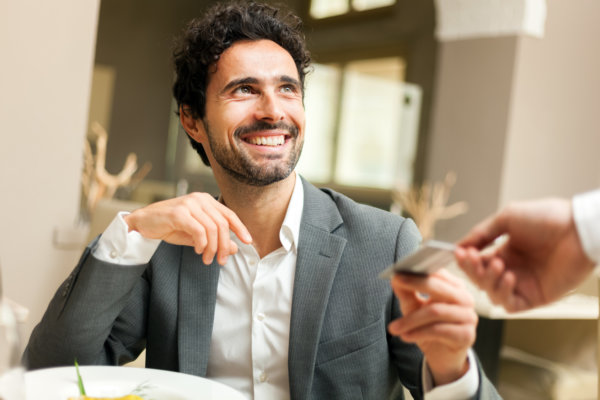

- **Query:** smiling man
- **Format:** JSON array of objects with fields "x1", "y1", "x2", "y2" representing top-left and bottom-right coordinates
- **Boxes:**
[{"x1": 25, "y1": 2, "x2": 500, "y2": 399}]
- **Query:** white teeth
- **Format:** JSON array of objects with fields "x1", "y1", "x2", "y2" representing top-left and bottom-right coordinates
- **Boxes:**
[{"x1": 248, "y1": 135, "x2": 285, "y2": 146}]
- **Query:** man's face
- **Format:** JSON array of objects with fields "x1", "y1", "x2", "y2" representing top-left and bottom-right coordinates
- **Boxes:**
[{"x1": 199, "y1": 39, "x2": 305, "y2": 186}]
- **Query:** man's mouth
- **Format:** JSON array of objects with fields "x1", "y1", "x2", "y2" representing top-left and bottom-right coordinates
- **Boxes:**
[
  {"x1": 235, "y1": 121, "x2": 298, "y2": 149},
  {"x1": 245, "y1": 135, "x2": 286, "y2": 146}
]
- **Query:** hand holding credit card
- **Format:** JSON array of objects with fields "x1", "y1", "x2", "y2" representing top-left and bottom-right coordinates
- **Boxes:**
[{"x1": 379, "y1": 240, "x2": 456, "y2": 279}]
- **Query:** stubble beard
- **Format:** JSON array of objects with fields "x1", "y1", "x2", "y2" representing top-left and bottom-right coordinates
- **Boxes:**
[{"x1": 204, "y1": 120, "x2": 303, "y2": 187}]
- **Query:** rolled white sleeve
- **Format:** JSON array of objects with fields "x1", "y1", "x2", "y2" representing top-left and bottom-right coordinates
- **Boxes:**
[
  {"x1": 92, "y1": 212, "x2": 161, "y2": 265},
  {"x1": 573, "y1": 189, "x2": 600, "y2": 264},
  {"x1": 422, "y1": 349, "x2": 479, "y2": 400}
]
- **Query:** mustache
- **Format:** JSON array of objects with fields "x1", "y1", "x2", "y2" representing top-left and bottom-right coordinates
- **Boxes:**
[{"x1": 234, "y1": 121, "x2": 298, "y2": 138}]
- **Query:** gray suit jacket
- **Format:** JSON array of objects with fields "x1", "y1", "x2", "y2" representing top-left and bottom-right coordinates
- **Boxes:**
[{"x1": 25, "y1": 178, "x2": 500, "y2": 400}]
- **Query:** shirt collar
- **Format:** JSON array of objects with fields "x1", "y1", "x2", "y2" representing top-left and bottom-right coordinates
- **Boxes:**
[{"x1": 279, "y1": 172, "x2": 304, "y2": 253}]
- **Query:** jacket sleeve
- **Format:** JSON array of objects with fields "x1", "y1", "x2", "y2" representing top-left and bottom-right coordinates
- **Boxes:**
[
  {"x1": 23, "y1": 238, "x2": 150, "y2": 369},
  {"x1": 388, "y1": 217, "x2": 425, "y2": 399}
]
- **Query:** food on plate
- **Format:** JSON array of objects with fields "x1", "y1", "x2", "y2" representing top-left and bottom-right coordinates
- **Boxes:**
[{"x1": 72, "y1": 361, "x2": 145, "y2": 400}]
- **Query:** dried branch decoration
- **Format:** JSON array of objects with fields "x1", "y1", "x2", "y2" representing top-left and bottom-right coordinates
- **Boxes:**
[
  {"x1": 81, "y1": 122, "x2": 151, "y2": 216},
  {"x1": 392, "y1": 171, "x2": 468, "y2": 240}
]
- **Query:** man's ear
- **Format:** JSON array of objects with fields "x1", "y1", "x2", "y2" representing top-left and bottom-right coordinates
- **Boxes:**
[{"x1": 179, "y1": 105, "x2": 207, "y2": 143}]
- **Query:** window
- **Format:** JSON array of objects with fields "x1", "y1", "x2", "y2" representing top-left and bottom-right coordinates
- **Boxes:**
[
  {"x1": 297, "y1": 57, "x2": 422, "y2": 190},
  {"x1": 310, "y1": 0, "x2": 397, "y2": 19}
]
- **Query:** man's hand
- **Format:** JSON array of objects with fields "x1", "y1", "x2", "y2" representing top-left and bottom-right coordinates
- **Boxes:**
[
  {"x1": 455, "y1": 198, "x2": 595, "y2": 312},
  {"x1": 124, "y1": 192, "x2": 252, "y2": 265},
  {"x1": 388, "y1": 270, "x2": 477, "y2": 386}
]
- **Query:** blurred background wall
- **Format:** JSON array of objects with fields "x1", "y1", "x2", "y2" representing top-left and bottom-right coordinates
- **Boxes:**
[{"x1": 0, "y1": 0, "x2": 100, "y2": 344}]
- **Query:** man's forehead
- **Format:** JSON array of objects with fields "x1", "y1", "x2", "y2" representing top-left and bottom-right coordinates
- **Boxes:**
[{"x1": 208, "y1": 39, "x2": 300, "y2": 84}]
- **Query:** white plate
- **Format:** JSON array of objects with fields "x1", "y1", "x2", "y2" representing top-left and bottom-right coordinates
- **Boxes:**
[{"x1": 25, "y1": 366, "x2": 246, "y2": 400}]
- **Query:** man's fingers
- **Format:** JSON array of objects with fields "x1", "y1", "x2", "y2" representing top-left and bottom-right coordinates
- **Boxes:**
[
  {"x1": 494, "y1": 271, "x2": 519, "y2": 310},
  {"x1": 480, "y1": 257, "x2": 505, "y2": 293},
  {"x1": 455, "y1": 247, "x2": 503, "y2": 291},
  {"x1": 202, "y1": 202, "x2": 247, "y2": 265},
  {"x1": 229, "y1": 240, "x2": 238, "y2": 255},
  {"x1": 393, "y1": 322, "x2": 477, "y2": 350},
  {"x1": 389, "y1": 303, "x2": 477, "y2": 336},
  {"x1": 214, "y1": 201, "x2": 253, "y2": 244},
  {"x1": 188, "y1": 223, "x2": 208, "y2": 255},
  {"x1": 455, "y1": 247, "x2": 487, "y2": 282},
  {"x1": 458, "y1": 211, "x2": 510, "y2": 249},
  {"x1": 126, "y1": 192, "x2": 249, "y2": 265},
  {"x1": 181, "y1": 204, "x2": 217, "y2": 263},
  {"x1": 208, "y1": 204, "x2": 235, "y2": 265},
  {"x1": 186, "y1": 198, "x2": 243, "y2": 265},
  {"x1": 494, "y1": 271, "x2": 532, "y2": 312},
  {"x1": 456, "y1": 247, "x2": 530, "y2": 312},
  {"x1": 392, "y1": 283, "x2": 423, "y2": 315},
  {"x1": 166, "y1": 206, "x2": 207, "y2": 252},
  {"x1": 454, "y1": 247, "x2": 477, "y2": 280},
  {"x1": 392, "y1": 271, "x2": 473, "y2": 307}
]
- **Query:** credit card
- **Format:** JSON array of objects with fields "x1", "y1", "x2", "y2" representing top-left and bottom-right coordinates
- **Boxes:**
[{"x1": 379, "y1": 240, "x2": 456, "y2": 279}]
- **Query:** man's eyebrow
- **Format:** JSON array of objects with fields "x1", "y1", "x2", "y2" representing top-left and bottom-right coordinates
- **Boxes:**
[
  {"x1": 221, "y1": 77, "x2": 259, "y2": 94},
  {"x1": 280, "y1": 75, "x2": 301, "y2": 87}
]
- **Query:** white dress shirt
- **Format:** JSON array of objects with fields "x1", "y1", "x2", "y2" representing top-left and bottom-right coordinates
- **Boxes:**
[
  {"x1": 573, "y1": 189, "x2": 600, "y2": 264},
  {"x1": 93, "y1": 172, "x2": 479, "y2": 399},
  {"x1": 204, "y1": 175, "x2": 303, "y2": 399}
]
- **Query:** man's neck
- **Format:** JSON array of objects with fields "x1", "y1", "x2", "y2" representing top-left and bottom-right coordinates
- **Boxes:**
[{"x1": 218, "y1": 172, "x2": 297, "y2": 258}]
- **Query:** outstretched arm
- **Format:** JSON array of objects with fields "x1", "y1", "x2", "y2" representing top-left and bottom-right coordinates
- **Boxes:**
[{"x1": 455, "y1": 197, "x2": 596, "y2": 312}]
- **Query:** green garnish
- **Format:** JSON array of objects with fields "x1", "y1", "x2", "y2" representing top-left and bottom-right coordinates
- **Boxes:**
[
  {"x1": 75, "y1": 360, "x2": 87, "y2": 396},
  {"x1": 72, "y1": 360, "x2": 151, "y2": 400}
]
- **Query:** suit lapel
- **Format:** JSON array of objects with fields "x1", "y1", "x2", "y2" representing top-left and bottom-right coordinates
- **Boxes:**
[
  {"x1": 177, "y1": 246, "x2": 220, "y2": 376},
  {"x1": 289, "y1": 179, "x2": 346, "y2": 400}
]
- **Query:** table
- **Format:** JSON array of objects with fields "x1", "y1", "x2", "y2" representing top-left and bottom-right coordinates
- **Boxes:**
[{"x1": 468, "y1": 278, "x2": 598, "y2": 384}]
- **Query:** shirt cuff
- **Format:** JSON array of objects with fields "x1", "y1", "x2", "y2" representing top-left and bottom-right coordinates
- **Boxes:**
[
  {"x1": 573, "y1": 189, "x2": 600, "y2": 265},
  {"x1": 92, "y1": 212, "x2": 161, "y2": 265},
  {"x1": 422, "y1": 349, "x2": 479, "y2": 400}
]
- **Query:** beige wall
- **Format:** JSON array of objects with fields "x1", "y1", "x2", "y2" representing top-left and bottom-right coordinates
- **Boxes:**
[
  {"x1": 0, "y1": 0, "x2": 100, "y2": 344},
  {"x1": 501, "y1": 0, "x2": 600, "y2": 203},
  {"x1": 425, "y1": 37, "x2": 519, "y2": 240},
  {"x1": 426, "y1": 0, "x2": 600, "y2": 241}
]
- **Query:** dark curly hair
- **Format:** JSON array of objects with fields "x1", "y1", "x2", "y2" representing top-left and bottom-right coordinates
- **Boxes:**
[{"x1": 172, "y1": 1, "x2": 312, "y2": 166}]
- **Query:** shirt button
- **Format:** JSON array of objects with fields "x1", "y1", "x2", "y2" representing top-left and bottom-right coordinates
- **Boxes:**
[
  {"x1": 256, "y1": 313, "x2": 265, "y2": 321},
  {"x1": 259, "y1": 372, "x2": 267, "y2": 382},
  {"x1": 109, "y1": 250, "x2": 118, "y2": 259},
  {"x1": 249, "y1": 259, "x2": 257, "y2": 267}
]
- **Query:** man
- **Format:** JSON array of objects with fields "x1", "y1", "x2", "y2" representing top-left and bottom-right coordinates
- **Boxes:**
[
  {"x1": 25, "y1": 2, "x2": 499, "y2": 399},
  {"x1": 455, "y1": 189, "x2": 600, "y2": 312}
]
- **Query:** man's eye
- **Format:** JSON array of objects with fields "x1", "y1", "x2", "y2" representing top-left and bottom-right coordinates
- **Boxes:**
[
  {"x1": 235, "y1": 86, "x2": 252, "y2": 94},
  {"x1": 280, "y1": 85, "x2": 297, "y2": 94}
]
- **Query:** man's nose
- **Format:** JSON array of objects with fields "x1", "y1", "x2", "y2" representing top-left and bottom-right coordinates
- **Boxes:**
[{"x1": 254, "y1": 92, "x2": 284, "y2": 122}]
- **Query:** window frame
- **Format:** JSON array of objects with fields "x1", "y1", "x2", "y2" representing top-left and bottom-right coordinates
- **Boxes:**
[{"x1": 307, "y1": 0, "x2": 398, "y2": 23}]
